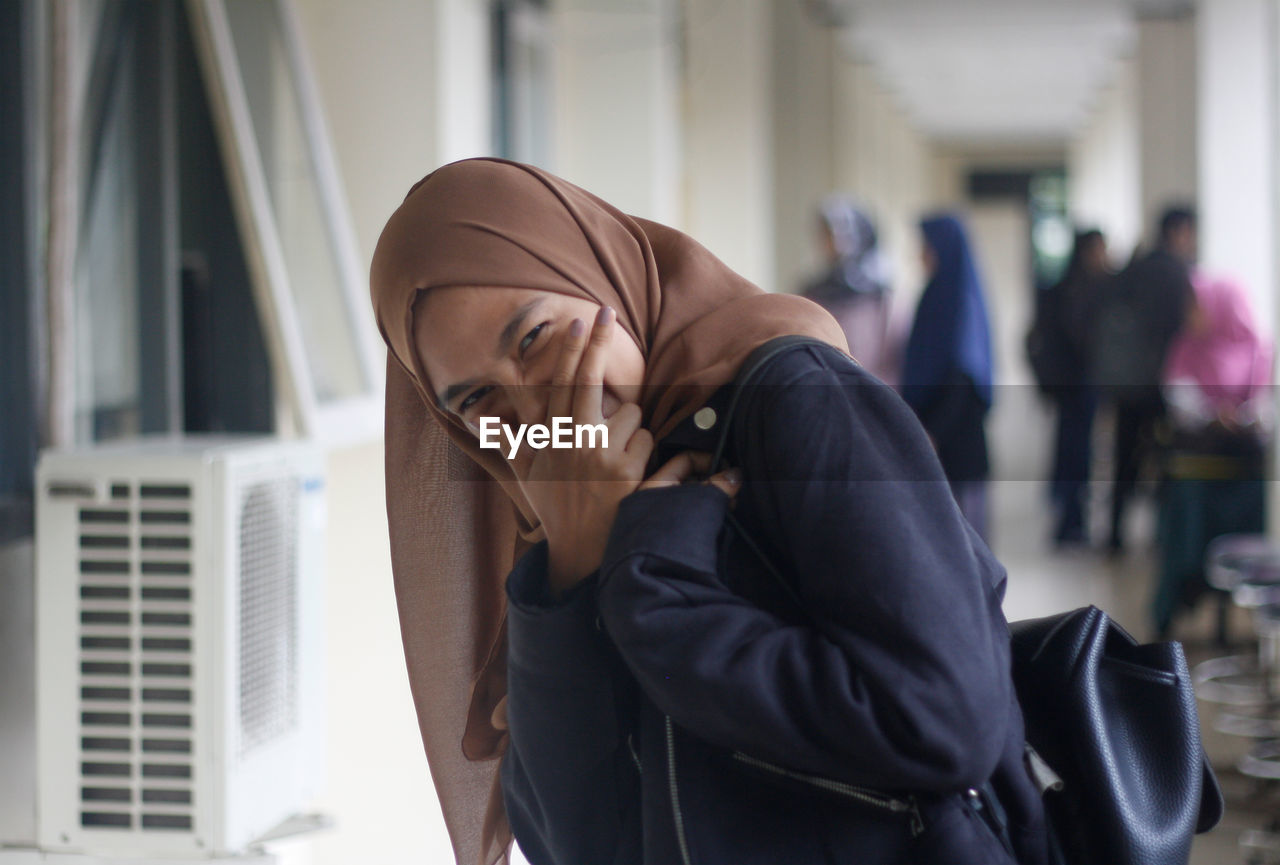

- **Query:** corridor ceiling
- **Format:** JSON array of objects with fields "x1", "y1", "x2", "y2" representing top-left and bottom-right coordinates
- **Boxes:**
[{"x1": 829, "y1": 0, "x2": 1194, "y2": 144}]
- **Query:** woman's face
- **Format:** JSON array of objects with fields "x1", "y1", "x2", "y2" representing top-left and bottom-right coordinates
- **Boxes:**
[
  {"x1": 920, "y1": 242, "x2": 938, "y2": 278},
  {"x1": 1083, "y1": 236, "x2": 1109, "y2": 274},
  {"x1": 414, "y1": 286, "x2": 646, "y2": 437},
  {"x1": 818, "y1": 221, "x2": 839, "y2": 264}
]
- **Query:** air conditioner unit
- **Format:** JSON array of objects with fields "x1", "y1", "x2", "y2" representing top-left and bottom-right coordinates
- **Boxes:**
[{"x1": 35, "y1": 436, "x2": 325, "y2": 859}]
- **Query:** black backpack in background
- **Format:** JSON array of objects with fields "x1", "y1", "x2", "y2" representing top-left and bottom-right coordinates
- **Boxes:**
[
  {"x1": 1025, "y1": 292, "x2": 1074, "y2": 397},
  {"x1": 1089, "y1": 278, "x2": 1162, "y2": 399},
  {"x1": 1090, "y1": 252, "x2": 1192, "y2": 404}
]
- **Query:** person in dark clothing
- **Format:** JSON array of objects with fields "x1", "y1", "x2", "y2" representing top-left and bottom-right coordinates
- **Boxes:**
[
  {"x1": 1032, "y1": 228, "x2": 1110, "y2": 545},
  {"x1": 1096, "y1": 206, "x2": 1197, "y2": 553},
  {"x1": 799, "y1": 196, "x2": 894, "y2": 383},
  {"x1": 900, "y1": 213, "x2": 994, "y2": 542},
  {"x1": 370, "y1": 159, "x2": 1049, "y2": 865}
]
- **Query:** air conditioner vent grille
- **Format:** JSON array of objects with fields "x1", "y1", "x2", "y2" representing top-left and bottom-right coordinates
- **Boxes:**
[
  {"x1": 76, "y1": 480, "x2": 197, "y2": 834},
  {"x1": 42, "y1": 443, "x2": 324, "y2": 854},
  {"x1": 82, "y1": 535, "x2": 130, "y2": 549},
  {"x1": 238, "y1": 479, "x2": 299, "y2": 755}
]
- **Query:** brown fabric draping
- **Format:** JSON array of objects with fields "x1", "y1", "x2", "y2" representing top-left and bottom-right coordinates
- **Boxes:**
[{"x1": 369, "y1": 158, "x2": 846, "y2": 865}]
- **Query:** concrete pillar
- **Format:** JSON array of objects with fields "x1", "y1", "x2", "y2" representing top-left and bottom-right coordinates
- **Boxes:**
[
  {"x1": 681, "y1": 0, "x2": 774, "y2": 287},
  {"x1": 836, "y1": 61, "x2": 889, "y2": 211},
  {"x1": 1197, "y1": 0, "x2": 1276, "y2": 336},
  {"x1": 1196, "y1": 0, "x2": 1280, "y2": 534},
  {"x1": 1136, "y1": 12, "x2": 1197, "y2": 246},
  {"x1": 435, "y1": 0, "x2": 492, "y2": 166},
  {"x1": 551, "y1": 0, "x2": 680, "y2": 225},
  {"x1": 770, "y1": 0, "x2": 836, "y2": 295}
]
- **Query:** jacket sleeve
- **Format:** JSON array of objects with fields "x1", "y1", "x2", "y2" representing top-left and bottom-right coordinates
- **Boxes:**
[
  {"x1": 500, "y1": 541, "x2": 640, "y2": 865},
  {"x1": 596, "y1": 345, "x2": 1013, "y2": 794}
]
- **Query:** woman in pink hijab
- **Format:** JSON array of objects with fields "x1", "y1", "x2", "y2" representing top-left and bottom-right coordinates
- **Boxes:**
[
  {"x1": 1163, "y1": 271, "x2": 1272, "y2": 430},
  {"x1": 1154, "y1": 270, "x2": 1272, "y2": 638}
]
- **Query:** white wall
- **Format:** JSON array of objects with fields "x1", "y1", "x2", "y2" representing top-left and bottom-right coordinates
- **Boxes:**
[
  {"x1": 550, "y1": 0, "x2": 680, "y2": 224},
  {"x1": 1068, "y1": 57, "x2": 1141, "y2": 262},
  {"x1": 831, "y1": 58, "x2": 936, "y2": 343},
  {"x1": 1197, "y1": 0, "x2": 1275, "y2": 337},
  {"x1": 966, "y1": 201, "x2": 1051, "y2": 486},
  {"x1": 681, "y1": 0, "x2": 775, "y2": 287},
  {"x1": 693, "y1": 1, "x2": 941, "y2": 302},
  {"x1": 436, "y1": 0, "x2": 493, "y2": 165}
]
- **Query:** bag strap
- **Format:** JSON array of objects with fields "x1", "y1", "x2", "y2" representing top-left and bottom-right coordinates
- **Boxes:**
[
  {"x1": 709, "y1": 335, "x2": 839, "y2": 474},
  {"x1": 706, "y1": 335, "x2": 844, "y2": 621}
]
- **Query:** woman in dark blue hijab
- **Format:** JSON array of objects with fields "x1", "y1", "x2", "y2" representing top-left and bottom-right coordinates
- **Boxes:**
[{"x1": 901, "y1": 213, "x2": 994, "y2": 539}]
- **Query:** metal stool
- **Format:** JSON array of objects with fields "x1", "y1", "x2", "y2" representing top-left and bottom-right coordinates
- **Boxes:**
[
  {"x1": 1193, "y1": 536, "x2": 1280, "y2": 709},
  {"x1": 1203, "y1": 538, "x2": 1280, "y2": 865},
  {"x1": 1242, "y1": 820, "x2": 1280, "y2": 865},
  {"x1": 1238, "y1": 674, "x2": 1280, "y2": 864},
  {"x1": 1227, "y1": 604, "x2": 1280, "y2": 736},
  {"x1": 1210, "y1": 535, "x2": 1280, "y2": 641}
]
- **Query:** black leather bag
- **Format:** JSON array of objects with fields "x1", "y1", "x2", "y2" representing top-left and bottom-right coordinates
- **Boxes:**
[
  {"x1": 1011, "y1": 607, "x2": 1223, "y2": 865},
  {"x1": 712, "y1": 336, "x2": 1225, "y2": 865}
]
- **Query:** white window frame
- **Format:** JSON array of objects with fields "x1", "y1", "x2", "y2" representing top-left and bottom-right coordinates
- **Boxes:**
[{"x1": 186, "y1": 0, "x2": 383, "y2": 447}]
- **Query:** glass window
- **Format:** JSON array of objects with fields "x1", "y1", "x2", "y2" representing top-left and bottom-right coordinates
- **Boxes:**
[
  {"x1": 222, "y1": 0, "x2": 365, "y2": 403},
  {"x1": 1, "y1": 0, "x2": 44, "y2": 529},
  {"x1": 65, "y1": 1, "x2": 276, "y2": 444},
  {"x1": 1029, "y1": 170, "x2": 1071, "y2": 289},
  {"x1": 75, "y1": 21, "x2": 143, "y2": 441},
  {"x1": 492, "y1": 0, "x2": 553, "y2": 166},
  {"x1": 190, "y1": 0, "x2": 382, "y2": 443}
]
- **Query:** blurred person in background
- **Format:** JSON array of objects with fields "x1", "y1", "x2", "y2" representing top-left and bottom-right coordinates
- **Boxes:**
[
  {"x1": 1026, "y1": 229, "x2": 1111, "y2": 546},
  {"x1": 1092, "y1": 206, "x2": 1196, "y2": 554},
  {"x1": 1153, "y1": 269, "x2": 1272, "y2": 638},
  {"x1": 901, "y1": 213, "x2": 994, "y2": 541},
  {"x1": 800, "y1": 196, "x2": 894, "y2": 382}
]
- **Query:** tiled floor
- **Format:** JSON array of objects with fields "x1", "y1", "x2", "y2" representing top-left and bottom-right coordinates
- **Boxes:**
[{"x1": 989, "y1": 472, "x2": 1268, "y2": 865}]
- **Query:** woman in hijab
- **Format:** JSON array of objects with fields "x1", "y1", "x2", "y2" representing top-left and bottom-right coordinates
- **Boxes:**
[
  {"x1": 370, "y1": 159, "x2": 1046, "y2": 865},
  {"x1": 799, "y1": 196, "x2": 894, "y2": 383},
  {"x1": 901, "y1": 214, "x2": 995, "y2": 542},
  {"x1": 1153, "y1": 270, "x2": 1272, "y2": 637}
]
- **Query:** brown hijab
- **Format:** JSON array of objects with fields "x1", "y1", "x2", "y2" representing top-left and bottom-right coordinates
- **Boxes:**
[{"x1": 369, "y1": 158, "x2": 846, "y2": 865}]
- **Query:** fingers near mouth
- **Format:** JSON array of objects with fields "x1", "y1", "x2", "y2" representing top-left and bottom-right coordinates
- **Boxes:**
[{"x1": 601, "y1": 389, "x2": 620, "y2": 420}]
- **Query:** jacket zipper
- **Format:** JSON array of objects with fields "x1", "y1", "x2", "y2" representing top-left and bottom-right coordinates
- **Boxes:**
[
  {"x1": 627, "y1": 732, "x2": 643, "y2": 775},
  {"x1": 731, "y1": 751, "x2": 925, "y2": 838},
  {"x1": 665, "y1": 716, "x2": 693, "y2": 865}
]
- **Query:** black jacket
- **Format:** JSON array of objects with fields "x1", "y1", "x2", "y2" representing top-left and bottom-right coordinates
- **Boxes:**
[
  {"x1": 1090, "y1": 248, "x2": 1193, "y2": 403},
  {"x1": 501, "y1": 340, "x2": 1048, "y2": 864}
]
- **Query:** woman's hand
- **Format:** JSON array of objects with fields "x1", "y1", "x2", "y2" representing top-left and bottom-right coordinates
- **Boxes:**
[
  {"x1": 519, "y1": 307, "x2": 653, "y2": 596},
  {"x1": 518, "y1": 306, "x2": 742, "y2": 596},
  {"x1": 639, "y1": 450, "x2": 743, "y2": 501}
]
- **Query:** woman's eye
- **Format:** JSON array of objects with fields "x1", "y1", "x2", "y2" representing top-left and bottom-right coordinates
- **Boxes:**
[
  {"x1": 519, "y1": 322, "x2": 547, "y2": 356},
  {"x1": 459, "y1": 385, "x2": 492, "y2": 414}
]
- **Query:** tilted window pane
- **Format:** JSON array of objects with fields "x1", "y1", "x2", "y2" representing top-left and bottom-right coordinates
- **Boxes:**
[
  {"x1": 75, "y1": 31, "x2": 141, "y2": 443},
  {"x1": 221, "y1": 0, "x2": 366, "y2": 404}
]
